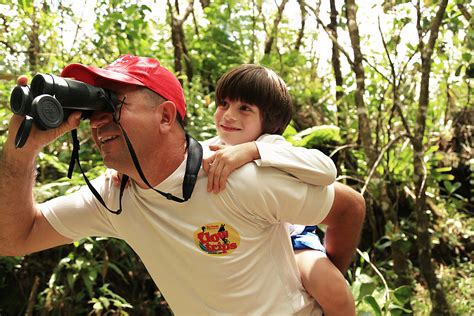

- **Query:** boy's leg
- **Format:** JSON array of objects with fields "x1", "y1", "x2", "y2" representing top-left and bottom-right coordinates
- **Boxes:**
[{"x1": 295, "y1": 249, "x2": 356, "y2": 316}]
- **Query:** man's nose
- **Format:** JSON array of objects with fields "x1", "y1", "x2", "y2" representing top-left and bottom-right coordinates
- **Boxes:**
[{"x1": 90, "y1": 111, "x2": 113, "y2": 128}]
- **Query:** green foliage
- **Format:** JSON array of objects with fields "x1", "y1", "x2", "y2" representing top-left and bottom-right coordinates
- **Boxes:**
[
  {"x1": 0, "y1": 0, "x2": 472, "y2": 314},
  {"x1": 284, "y1": 124, "x2": 342, "y2": 148},
  {"x1": 350, "y1": 252, "x2": 413, "y2": 316},
  {"x1": 36, "y1": 238, "x2": 134, "y2": 314}
]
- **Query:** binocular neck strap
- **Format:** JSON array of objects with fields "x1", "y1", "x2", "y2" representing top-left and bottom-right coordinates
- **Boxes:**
[
  {"x1": 67, "y1": 126, "x2": 203, "y2": 215},
  {"x1": 68, "y1": 129, "x2": 125, "y2": 215},
  {"x1": 118, "y1": 123, "x2": 203, "y2": 202}
]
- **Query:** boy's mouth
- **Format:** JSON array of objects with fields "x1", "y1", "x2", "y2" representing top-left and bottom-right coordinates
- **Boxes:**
[{"x1": 220, "y1": 125, "x2": 241, "y2": 132}]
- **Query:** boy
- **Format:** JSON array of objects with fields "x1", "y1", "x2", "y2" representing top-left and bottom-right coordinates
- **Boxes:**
[{"x1": 201, "y1": 64, "x2": 356, "y2": 315}]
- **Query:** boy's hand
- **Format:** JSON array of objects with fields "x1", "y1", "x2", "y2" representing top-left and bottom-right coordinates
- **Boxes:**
[{"x1": 203, "y1": 142, "x2": 260, "y2": 193}]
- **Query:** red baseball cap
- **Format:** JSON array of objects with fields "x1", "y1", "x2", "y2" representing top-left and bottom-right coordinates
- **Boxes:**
[{"x1": 61, "y1": 55, "x2": 186, "y2": 119}]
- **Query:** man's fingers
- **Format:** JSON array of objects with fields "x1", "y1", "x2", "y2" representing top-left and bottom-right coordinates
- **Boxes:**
[
  {"x1": 17, "y1": 75, "x2": 29, "y2": 86},
  {"x1": 60, "y1": 111, "x2": 81, "y2": 133}
]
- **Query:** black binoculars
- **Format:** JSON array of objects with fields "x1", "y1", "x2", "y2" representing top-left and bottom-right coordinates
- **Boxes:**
[{"x1": 9, "y1": 73, "x2": 118, "y2": 148}]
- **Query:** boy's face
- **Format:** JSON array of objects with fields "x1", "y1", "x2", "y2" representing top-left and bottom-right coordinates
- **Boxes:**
[{"x1": 214, "y1": 98, "x2": 263, "y2": 145}]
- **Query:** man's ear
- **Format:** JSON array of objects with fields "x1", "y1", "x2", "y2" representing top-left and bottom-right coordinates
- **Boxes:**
[{"x1": 157, "y1": 101, "x2": 178, "y2": 133}]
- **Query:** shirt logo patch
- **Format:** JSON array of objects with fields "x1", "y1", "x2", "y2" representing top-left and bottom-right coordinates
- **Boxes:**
[{"x1": 194, "y1": 223, "x2": 240, "y2": 256}]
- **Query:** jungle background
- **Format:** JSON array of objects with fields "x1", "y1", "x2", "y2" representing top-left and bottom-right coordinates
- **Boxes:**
[{"x1": 0, "y1": 0, "x2": 472, "y2": 315}]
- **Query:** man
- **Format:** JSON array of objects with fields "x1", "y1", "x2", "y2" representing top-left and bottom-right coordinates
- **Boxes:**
[{"x1": 0, "y1": 55, "x2": 365, "y2": 315}]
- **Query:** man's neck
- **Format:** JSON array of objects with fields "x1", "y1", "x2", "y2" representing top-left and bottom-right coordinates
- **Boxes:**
[{"x1": 131, "y1": 135, "x2": 187, "y2": 189}]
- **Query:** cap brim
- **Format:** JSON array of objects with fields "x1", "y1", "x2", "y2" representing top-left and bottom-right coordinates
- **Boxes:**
[{"x1": 61, "y1": 63, "x2": 145, "y2": 89}]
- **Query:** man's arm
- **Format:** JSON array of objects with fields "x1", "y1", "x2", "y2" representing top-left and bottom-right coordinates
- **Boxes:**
[
  {"x1": 0, "y1": 113, "x2": 80, "y2": 256},
  {"x1": 321, "y1": 182, "x2": 366, "y2": 273}
]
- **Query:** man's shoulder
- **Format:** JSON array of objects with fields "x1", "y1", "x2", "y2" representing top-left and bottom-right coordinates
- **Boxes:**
[
  {"x1": 256, "y1": 134, "x2": 288, "y2": 144},
  {"x1": 227, "y1": 162, "x2": 294, "y2": 188},
  {"x1": 200, "y1": 136, "x2": 222, "y2": 147}
]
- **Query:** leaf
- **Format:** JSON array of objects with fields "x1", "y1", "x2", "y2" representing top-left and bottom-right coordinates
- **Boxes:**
[
  {"x1": 393, "y1": 285, "x2": 412, "y2": 304},
  {"x1": 83, "y1": 243, "x2": 94, "y2": 253},
  {"x1": 363, "y1": 295, "x2": 382, "y2": 316},
  {"x1": 283, "y1": 124, "x2": 298, "y2": 138},
  {"x1": 82, "y1": 273, "x2": 94, "y2": 298},
  {"x1": 462, "y1": 52, "x2": 472, "y2": 62},
  {"x1": 454, "y1": 64, "x2": 463, "y2": 76},
  {"x1": 67, "y1": 272, "x2": 77, "y2": 289},
  {"x1": 99, "y1": 296, "x2": 110, "y2": 309}
]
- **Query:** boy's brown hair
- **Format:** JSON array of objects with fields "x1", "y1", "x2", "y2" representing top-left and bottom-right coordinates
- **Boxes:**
[{"x1": 215, "y1": 64, "x2": 293, "y2": 135}]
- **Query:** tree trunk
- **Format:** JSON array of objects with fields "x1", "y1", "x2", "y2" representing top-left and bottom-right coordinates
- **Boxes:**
[
  {"x1": 167, "y1": 0, "x2": 194, "y2": 84},
  {"x1": 264, "y1": 0, "x2": 289, "y2": 55},
  {"x1": 294, "y1": 0, "x2": 306, "y2": 51},
  {"x1": 344, "y1": 0, "x2": 380, "y2": 251},
  {"x1": 344, "y1": 0, "x2": 375, "y2": 164},
  {"x1": 28, "y1": 4, "x2": 40, "y2": 73},
  {"x1": 414, "y1": 0, "x2": 452, "y2": 314},
  {"x1": 328, "y1": 0, "x2": 343, "y2": 112}
]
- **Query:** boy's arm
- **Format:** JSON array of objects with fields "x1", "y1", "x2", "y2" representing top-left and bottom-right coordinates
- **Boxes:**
[
  {"x1": 204, "y1": 134, "x2": 336, "y2": 193},
  {"x1": 254, "y1": 134, "x2": 336, "y2": 186}
]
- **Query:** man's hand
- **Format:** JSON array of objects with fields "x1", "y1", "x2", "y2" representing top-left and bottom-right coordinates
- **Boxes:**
[
  {"x1": 8, "y1": 75, "x2": 81, "y2": 154},
  {"x1": 203, "y1": 142, "x2": 260, "y2": 193},
  {"x1": 17, "y1": 75, "x2": 29, "y2": 86},
  {"x1": 0, "y1": 75, "x2": 80, "y2": 256},
  {"x1": 321, "y1": 182, "x2": 366, "y2": 273}
]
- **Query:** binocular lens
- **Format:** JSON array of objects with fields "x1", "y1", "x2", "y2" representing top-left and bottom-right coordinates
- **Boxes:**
[
  {"x1": 9, "y1": 72, "x2": 118, "y2": 148},
  {"x1": 10, "y1": 86, "x2": 32, "y2": 115},
  {"x1": 31, "y1": 95, "x2": 64, "y2": 130},
  {"x1": 31, "y1": 73, "x2": 55, "y2": 97}
]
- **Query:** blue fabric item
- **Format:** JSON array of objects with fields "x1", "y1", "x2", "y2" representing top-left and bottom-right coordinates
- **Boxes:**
[{"x1": 291, "y1": 226, "x2": 326, "y2": 253}]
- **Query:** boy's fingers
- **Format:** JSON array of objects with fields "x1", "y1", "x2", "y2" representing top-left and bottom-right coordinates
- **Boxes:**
[
  {"x1": 218, "y1": 168, "x2": 231, "y2": 192},
  {"x1": 209, "y1": 144, "x2": 225, "y2": 152},
  {"x1": 207, "y1": 163, "x2": 215, "y2": 192},
  {"x1": 202, "y1": 157, "x2": 213, "y2": 174},
  {"x1": 212, "y1": 163, "x2": 225, "y2": 193}
]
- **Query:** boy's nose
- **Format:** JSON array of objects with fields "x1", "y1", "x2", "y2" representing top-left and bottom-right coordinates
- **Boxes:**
[
  {"x1": 223, "y1": 107, "x2": 238, "y2": 121},
  {"x1": 90, "y1": 111, "x2": 113, "y2": 128}
]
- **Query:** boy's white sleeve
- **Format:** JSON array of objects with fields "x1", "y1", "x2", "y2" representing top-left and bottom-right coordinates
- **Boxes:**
[{"x1": 254, "y1": 134, "x2": 337, "y2": 186}]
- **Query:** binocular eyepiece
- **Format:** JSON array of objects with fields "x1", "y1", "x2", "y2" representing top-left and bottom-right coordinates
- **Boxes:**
[{"x1": 10, "y1": 74, "x2": 118, "y2": 148}]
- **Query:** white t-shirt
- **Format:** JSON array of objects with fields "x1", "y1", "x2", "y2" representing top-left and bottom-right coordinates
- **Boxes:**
[{"x1": 40, "y1": 134, "x2": 335, "y2": 315}]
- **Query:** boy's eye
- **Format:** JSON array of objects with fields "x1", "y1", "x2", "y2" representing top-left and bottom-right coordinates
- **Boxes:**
[
  {"x1": 218, "y1": 100, "x2": 229, "y2": 108},
  {"x1": 240, "y1": 104, "x2": 253, "y2": 112}
]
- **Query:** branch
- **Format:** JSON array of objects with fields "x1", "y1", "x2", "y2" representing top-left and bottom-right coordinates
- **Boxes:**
[
  {"x1": 426, "y1": 0, "x2": 448, "y2": 53},
  {"x1": 378, "y1": 16, "x2": 396, "y2": 84},
  {"x1": 178, "y1": 1, "x2": 194, "y2": 27},
  {"x1": 457, "y1": 3, "x2": 471, "y2": 22},
  {"x1": 264, "y1": 0, "x2": 289, "y2": 54},
  {"x1": 329, "y1": 143, "x2": 358, "y2": 158},
  {"x1": 294, "y1": 0, "x2": 306, "y2": 51},
  {"x1": 306, "y1": 4, "x2": 355, "y2": 68},
  {"x1": 361, "y1": 133, "x2": 411, "y2": 196},
  {"x1": 68, "y1": 0, "x2": 88, "y2": 60}
]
